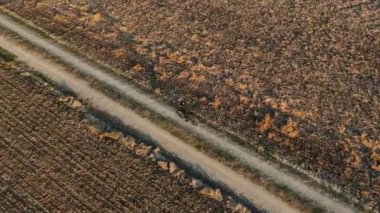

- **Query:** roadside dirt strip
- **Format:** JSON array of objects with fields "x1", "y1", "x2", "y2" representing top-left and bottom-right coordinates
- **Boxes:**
[{"x1": 0, "y1": 13, "x2": 356, "y2": 213}]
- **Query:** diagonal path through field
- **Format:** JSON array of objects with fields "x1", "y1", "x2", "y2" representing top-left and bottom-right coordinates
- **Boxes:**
[{"x1": 0, "y1": 11, "x2": 356, "y2": 213}]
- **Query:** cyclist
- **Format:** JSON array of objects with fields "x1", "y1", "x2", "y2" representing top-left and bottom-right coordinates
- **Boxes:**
[{"x1": 177, "y1": 97, "x2": 191, "y2": 122}]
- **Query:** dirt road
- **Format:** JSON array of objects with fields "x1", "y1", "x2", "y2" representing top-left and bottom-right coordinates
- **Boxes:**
[
  {"x1": 0, "y1": 33, "x2": 299, "y2": 213},
  {"x1": 0, "y1": 12, "x2": 356, "y2": 213}
]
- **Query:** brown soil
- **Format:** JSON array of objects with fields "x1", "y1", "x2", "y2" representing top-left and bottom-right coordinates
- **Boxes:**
[
  {"x1": 1, "y1": 0, "x2": 379, "y2": 209},
  {"x1": 0, "y1": 62, "x2": 229, "y2": 212}
]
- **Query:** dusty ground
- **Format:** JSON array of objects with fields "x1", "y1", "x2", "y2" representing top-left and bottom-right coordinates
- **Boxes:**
[
  {"x1": 1, "y1": 0, "x2": 379, "y2": 210},
  {"x1": 0, "y1": 32, "x2": 299, "y2": 213},
  {"x1": 0, "y1": 61, "x2": 230, "y2": 212}
]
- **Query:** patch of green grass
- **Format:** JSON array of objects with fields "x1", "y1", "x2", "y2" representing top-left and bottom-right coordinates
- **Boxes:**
[{"x1": 0, "y1": 47, "x2": 16, "y2": 62}]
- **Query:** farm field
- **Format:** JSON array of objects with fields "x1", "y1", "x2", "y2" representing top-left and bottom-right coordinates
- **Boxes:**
[
  {"x1": 1, "y1": 0, "x2": 379, "y2": 210},
  {"x1": 0, "y1": 61, "x2": 230, "y2": 212}
]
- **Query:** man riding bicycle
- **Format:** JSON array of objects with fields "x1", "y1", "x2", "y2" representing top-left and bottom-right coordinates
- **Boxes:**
[{"x1": 177, "y1": 97, "x2": 191, "y2": 122}]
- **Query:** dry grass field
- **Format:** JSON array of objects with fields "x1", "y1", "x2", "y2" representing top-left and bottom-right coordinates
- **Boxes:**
[
  {"x1": 1, "y1": 0, "x2": 379, "y2": 210},
  {"x1": 0, "y1": 61, "x2": 231, "y2": 212}
]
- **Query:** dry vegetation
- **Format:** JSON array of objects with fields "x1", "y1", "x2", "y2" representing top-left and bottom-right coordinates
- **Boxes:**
[
  {"x1": 1, "y1": 0, "x2": 379, "y2": 210},
  {"x1": 0, "y1": 61, "x2": 233, "y2": 212}
]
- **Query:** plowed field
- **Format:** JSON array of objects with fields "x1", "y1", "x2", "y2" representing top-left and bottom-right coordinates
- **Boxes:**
[
  {"x1": 0, "y1": 62, "x2": 228, "y2": 212},
  {"x1": 1, "y1": 0, "x2": 379, "y2": 210}
]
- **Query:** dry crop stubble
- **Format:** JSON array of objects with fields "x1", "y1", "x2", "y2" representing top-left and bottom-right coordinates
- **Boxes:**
[{"x1": 0, "y1": 63, "x2": 230, "y2": 212}]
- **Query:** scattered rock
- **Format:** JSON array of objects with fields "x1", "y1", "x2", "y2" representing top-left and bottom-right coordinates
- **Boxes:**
[
  {"x1": 149, "y1": 147, "x2": 167, "y2": 161},
  {"x1": 58, "y1": 96, "x2": 82, "y2": 108},
  {"x1": 120, "y1": 137, "x2": 136, "y2": 150},
  {"x1": 19, "y1": 72, "x2": 31, "y2": 77},
  {"x1": 58, "y1": 96, "x2": 71, "y2": 102},
  {"x1": 234, "y1": 203, "x2": 251, "y2": 213},
  {"x1": 88, "y1": 125, "x2": 101, "y2": 135},
  {"x1": 175, "y1": 170, "x2": 186, "y2": 179},
  {"x1": 213, "y1": 189, "x2": 224, "y2": 202},
  {"x1": 149, "y1": 152, "x2": 166, "y2": 162},
  {"x1": 70, "y1": 99, "x2": 82, "y2": 108},
  {"x1": 99, "y1": 131, "x2": 123, "y2": 142},
  {"x1": 190, "y1": 178, "x2": 204, "y2": 189},
  {"x1": 154, "y1": 88, "x2": 161, "y2": 94},
  {"x1": 169, "y1": 162, "x2": 178, "y2": 173},
  {"x1": 135, "y1": 144, "x2": 152, "y2": 156},
  {"x1": 153, "y1": 147, "x2": 161, "y2": 154},
  {"x1": 199, "y1": 187, "x2": 223, "y2": 202},
  {"x1": 225, "y1": 196, "x2": 237, "y2": 209},
  {"x1": 157, "y1": 161, "x2": 169, "y2": 170}
]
